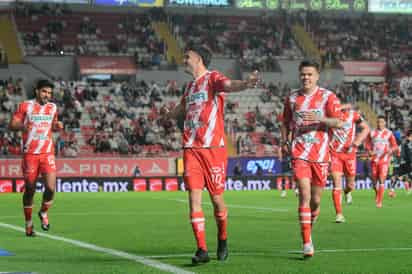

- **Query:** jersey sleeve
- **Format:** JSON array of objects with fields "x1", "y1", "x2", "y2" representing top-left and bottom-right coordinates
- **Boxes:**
[
  {"x1": 12, "y1": 102, "x2": 26, "y2": 122},
  {"x1": 211, "y1": 71, "x2": 229, "y2": 94},
  {"x1": 325, "y1": 93, "x2": 342, "y2": 119},
  {"x1": 52, "y1": 110, "x2": 58, "y2": 125},
  {"x1": 389, "y1": 133, "x2": 399, "y2": 152},
  {"x1": 353, "y1": 111, "x2": 364, "y2": 124}
]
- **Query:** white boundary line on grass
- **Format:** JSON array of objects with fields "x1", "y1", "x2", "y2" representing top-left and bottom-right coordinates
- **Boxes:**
[
  {"x1": 163, "y1": 198, "x2": 289, "y2": 212},
  {"x1": 146, "y1": 247, "x2": 412, "y2": 259},
  {"x1": 0, "y1": 222, "x2": 194, "y2": 274}
]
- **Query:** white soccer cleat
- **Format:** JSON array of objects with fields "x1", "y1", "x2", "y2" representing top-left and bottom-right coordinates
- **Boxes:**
[
  {"x1": 335, "y1": 214, "x2": 345, "y2": 223},
  {"x1": 303, "y1": 242, "x2": 314, "y2": 258},
  {"x1": 280, "y1": 190, "x2": 287, "y2": 198},
  {"x1": 345, "y1": 192, "x2": 353, "y2": 204}
]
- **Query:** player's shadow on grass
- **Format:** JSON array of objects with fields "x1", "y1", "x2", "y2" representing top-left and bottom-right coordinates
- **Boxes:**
[{"x1": 288, "y1": 256, "x2": 309, "y2": 261}]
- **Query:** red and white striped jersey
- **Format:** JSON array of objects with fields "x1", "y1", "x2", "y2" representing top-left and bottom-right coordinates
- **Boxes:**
[
  {"x1": 283, "y1": 87, "x2": 341, "y2": 163},
  {"x1": 366, "y1": 128, "x2": 398, "y2": 163},
  {"x1": 12, "y1": 100, "x2": 58, "y2": 154},
  {"x1": 329, "y1": 110, "x2": 363, "y2": 153},
  {"x1": 181, "y1": 70, "x2": 229, "y2": 148}
]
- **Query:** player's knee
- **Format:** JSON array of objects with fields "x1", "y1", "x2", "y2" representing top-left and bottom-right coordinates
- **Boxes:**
[{"x1": 23, "y1": 183, "x2": 36, "y2": 194}]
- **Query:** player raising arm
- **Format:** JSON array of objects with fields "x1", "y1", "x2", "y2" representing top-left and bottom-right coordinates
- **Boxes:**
[
  {"x1": 9, "y1": 79, "x2": 63, "y2": 236},
  {"x1": 161, "y1": 44, "x2": 258, "y2": 265}
]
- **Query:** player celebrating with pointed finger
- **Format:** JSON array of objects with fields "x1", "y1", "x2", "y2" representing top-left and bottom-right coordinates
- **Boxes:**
[
  {"x1": 9, "y1": 79, "x2": 63, "y2": 237},
  {"x1": 161, "y1": 44, "x2": 259, "y2": 265}
]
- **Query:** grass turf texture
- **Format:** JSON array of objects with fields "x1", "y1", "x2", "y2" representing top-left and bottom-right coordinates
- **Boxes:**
[{"x1": 1, "y1": 190, "x2": 412, "y2": 274}]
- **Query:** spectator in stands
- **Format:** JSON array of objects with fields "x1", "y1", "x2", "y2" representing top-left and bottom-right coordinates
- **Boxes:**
[{"x1": 63, "y1": 141, "x2": 78, "y2": 157}]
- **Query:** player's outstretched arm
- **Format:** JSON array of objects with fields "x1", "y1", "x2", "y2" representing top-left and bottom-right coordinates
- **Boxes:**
[{"x1": 223, "y1": 70, "x2": 259, "y2": 93}]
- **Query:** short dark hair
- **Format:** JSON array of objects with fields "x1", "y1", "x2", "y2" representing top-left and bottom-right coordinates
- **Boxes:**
[
  {"x1": 185, "y1": 44, "x2": 212, "y2": 68},
  {"x1": 299, "y1": 59, "x2": 320, "y2": 72},
  {"x1": 377, "y1": 115, "x2": 386, "y2": 120},
  {"x1": 407, "y1": 129, "x2": 412, "y2": 137},
  {"x1": 36, "y1": 79, "x2": 54, "y2": 90}
]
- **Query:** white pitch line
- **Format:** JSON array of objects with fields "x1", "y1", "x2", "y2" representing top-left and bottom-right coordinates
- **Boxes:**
[
  {"x1": 287, "y1": 247, "x2": 412, "y2": 254},
  {"x1": 163, "y1": 198, "x2": 289, "y2": 212},
  {"x1": 147, "y1": 247, "x2": 412, "y2": 259},
  {"x1": 0, "y1": 222, "x2": 194, "y2": 274},
  {"x1": 0, "y1": 211, "x2": 177, "y2": 220}
]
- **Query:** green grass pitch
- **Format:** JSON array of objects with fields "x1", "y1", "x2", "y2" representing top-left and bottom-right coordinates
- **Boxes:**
[{"x1": 1, "y1": 190, "x2": 412, "y2": 274}]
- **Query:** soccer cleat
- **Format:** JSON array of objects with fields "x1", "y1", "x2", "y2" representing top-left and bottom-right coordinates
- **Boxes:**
[
  {"x1": 335, "y1": 214, "x2": 345, "y2": 223},
  {"x1": 345, "y1": 192, "x2": 353, "y2": 204},
  {"x1": 388, "y1": 190, "x2": 396, "y2": 198},
  {"x1": 25, "y1": 225, "x2": 35, "y2": 237},
  {"x1": 376, "y1": 202, "x2": 382, "y2": 208},
  {"x1": 280, "y1": 190, "x2": 287, "y2": 198},
  {"x1": 38, "y1": 212, "x2": 50, "y2": 231},
  {"x1": 192, "y1": 248, "x2": 210, "y2": 265},
  {"x1": 303, "y1": 242, "x2": 314, "y2": 259},
  {"x1": 217, "y1": 239, "x2": 228, "y2": 261}
]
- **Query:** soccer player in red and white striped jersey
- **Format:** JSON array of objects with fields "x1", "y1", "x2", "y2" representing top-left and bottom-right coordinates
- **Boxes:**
[
  {"x1": 9, "y1": 79, "x2": 63, "y2": 236},
  {"x1": 281, "y1": 60, "x2": 343, "y2": 259},
  {"x1": 161, "y1": 44, "x2": 258, "y2": 264},
  {"x1": 329, "y1": 104, "x2": 369, "y2": 222},
  {"x1": 365, "y1": 116, "x2": 399, "y2": 207}
]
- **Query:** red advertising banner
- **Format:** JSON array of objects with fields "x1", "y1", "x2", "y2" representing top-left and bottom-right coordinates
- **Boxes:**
[
  {"x1": 0, "y1": 158, "x2": 170, "y2": 177},
  {"x1": 0, "y1": 179, "x2": 13, "y2": 193},
  {"x1": 133, "y1": 178, "x2": 147, "y2": 192},
  {"x1": 149, "y1": 178, "x2": 162, "y2": 192},
  {"x1": 77, "y1": 56, "x2": 137, "y2": 75},
  {"x1": 16, "y1": 179, "x2": 25, "y2": 193},
  {"x1": 165, "y1": 178, "x2": 178, "y2": 191},
  {"x1": 340, "y1": 61, "x2": 387, "y2": 76}
]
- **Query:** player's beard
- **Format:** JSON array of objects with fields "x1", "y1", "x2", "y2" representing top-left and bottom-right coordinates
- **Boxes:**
[{"x1": 38, "y1": 97, "x2": 49, "y2": 105}]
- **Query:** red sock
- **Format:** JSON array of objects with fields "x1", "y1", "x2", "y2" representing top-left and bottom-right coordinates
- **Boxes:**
[
  {"x1": 404, "y1": 182, "x2": 410, "y2": 191},
  {"x1": 23, "y1": 205, "x2": 33, "y2": 226},
  {"x1": 332, "y1": 189, "x2": 342, "y2": 215},
  {"x1": 378, "y1": 184, "x2": 385, "y2": 204},
  {"x1": 214, "y1": 209, "x2": 227, "y2": 241},
  {"x1": 40, "y1": 200, "x2": 53, "y2": 214},
  {"x1": 311, "y1": 208, "x2": 320, "y2": 224},
  {"x1": 190, "y1": 211, "x2": 207, "y2": 251},
  {"x1": 298, "y1": 207, "x2": 312, "y2": 245}
]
